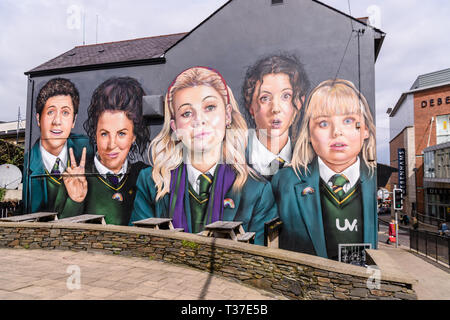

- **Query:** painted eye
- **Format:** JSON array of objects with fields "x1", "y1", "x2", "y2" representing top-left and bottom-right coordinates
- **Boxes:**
[
  {"x1": 118, "y1": 131, "x2": 126, "y2": 137},
  {"x1": 181, "y1": 111, "x2": 192, "y2": 118},
  {"x1": 259, "y1": 95, "x2": 270, "y2": 103},
  {"x1": 344, "y1": 117, "x2": 355, "y2": 125},
  {"x1": 62, "y1": 111, "x2": 70, "y2": 116},
  {"x1": 100, "y1": 132, "x2": 107, "y2": 137},
  {"x1": 319, "y1": 121, "x2": 328, "y2": 128},
  {"x1": 47, "y1": 110, "x2": 54, "y2": 116},
  {"x1": 206, "y1": 104, "x2": 216, "y2": 111},
  {"x1": 282, "y1": 93, "x2": 292, "y2": 101}
]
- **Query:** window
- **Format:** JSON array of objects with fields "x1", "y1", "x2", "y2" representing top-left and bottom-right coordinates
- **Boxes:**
[{"x1": 436, "y1": 114, "x2": 450, "y2": 144}]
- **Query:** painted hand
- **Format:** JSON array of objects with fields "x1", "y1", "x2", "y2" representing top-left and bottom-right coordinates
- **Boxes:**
[{"x1": 62, "y1": 147, "x2": 87, "y2": 203}]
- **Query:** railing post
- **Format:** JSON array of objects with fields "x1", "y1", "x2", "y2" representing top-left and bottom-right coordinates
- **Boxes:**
[
  {"x1": 447, "y1": 237, "x2": 450, "y2": 267},
  {"x1": 416, "y1": 230, "x2": 419, "y2": 252},
  {"x1": 411, "y1": 230, "x2": 414, "y2": 251},
  {"x1": 435, "y1": 235, "x2": 438, "y2": 263}
]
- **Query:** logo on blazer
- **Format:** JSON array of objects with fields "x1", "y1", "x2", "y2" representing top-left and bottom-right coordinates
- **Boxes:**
[
  {"x1": 301, "y1": 187, "x2": 315, "y2": 195},
  {"x1": 336, "y1": 219, "x2": 358, "y2": 232},
  {"x1": 224, "y1": 198, "x2": 235, "y2": 209},
  {"x1": 112, "y1": 193, "x2": 123, "y2": 202}
]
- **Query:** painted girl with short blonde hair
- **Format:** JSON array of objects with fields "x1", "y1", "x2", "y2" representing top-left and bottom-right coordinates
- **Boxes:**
[
  {"x1": 292, "y1": 79, "x2": 376, "y2": 176},
  {"x1": 272, "y1": 79, "x2": 378, "y2": 258}
]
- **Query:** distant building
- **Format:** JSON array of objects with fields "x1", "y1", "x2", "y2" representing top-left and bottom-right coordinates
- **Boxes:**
[
  {"x1": 0, "y1": 120, "x2": 26, "y2": 147},
  {"x1": 388, "y1": 68, "x2": 450, "y2": 224}
]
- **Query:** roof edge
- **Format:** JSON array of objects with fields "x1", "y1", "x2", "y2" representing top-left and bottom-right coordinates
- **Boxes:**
[
  {"x1": 389, "y1": 81, "x2": 450, "y2": 118},
  {"x1": 313, "y1": 0, "x2": 386, "y2": 34},
  {"x1": 165, "y1": 0, "x2": 233, "y2": 54},
  {"x1": 165, "y1": 0, "x2": 386, "y2": 56},
  {"x1": 389, "y1": 126, "x2": 414, "y2": 144},
  {"x1": 74, "y1": 32, "x2": 188, "y2": 48},
  {"x1": 25, "y1": 57, "x2": 166, "y2": 78},
  {"x1": 423, "y1": 141, "x2": 450, "y2": 153}
]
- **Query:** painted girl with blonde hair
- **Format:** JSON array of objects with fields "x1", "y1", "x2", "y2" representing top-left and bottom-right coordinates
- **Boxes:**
[
  {"x1": 130, "y1": 66, "x2": 277, "y2": 245},
  {"x1": 272, "y1": 79, "x2": 377, "y2": 259}
]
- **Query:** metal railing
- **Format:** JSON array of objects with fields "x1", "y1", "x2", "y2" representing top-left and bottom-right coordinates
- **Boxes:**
[
  {"x1": 0, "y1": 202, "x2": 22, "y2": 218},
  {"x1": 416, "y1": 212, "x2": 445, "y2": 227},
  {"x1": 410, "y1": 229, "x2": 450, "y2": 268}
]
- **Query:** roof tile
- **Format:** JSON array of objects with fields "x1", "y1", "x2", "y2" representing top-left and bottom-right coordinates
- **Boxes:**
[{"x1": 27, "y1": 32, "x2": 187, "y2": 73}]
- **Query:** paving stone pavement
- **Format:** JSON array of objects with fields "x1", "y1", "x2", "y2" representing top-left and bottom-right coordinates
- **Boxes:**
[
  {"x1": 376, "y1": 243, "x2": 450, "y2": 300},
  {"x1": 0, "y1": 248, "x2": 287, "y2": 300}
]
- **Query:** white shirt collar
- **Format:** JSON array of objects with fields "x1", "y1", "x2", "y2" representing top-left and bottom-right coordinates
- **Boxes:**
[
  {"x1": 249, "y1": 129, "x2": 292, "y2": 176},
  {"x1": 94, "y1": 155, "x2": 128, "y2": 181},
  {"x1": 318, "y1": 156, "x2": 360, "y2": 193},
  {"x1": 40, "y1": 141, "x2": 68, "y2": 173},
  {"x1": 186, "y1": 163, "x2": 217, "y2": 194}
]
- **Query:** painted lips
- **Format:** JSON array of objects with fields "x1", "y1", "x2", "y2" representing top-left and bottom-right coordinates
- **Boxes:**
[
  {"x1": 271, "y1": 119, "x2": 282, "y2": 129},
  {"x1": 194, "y1": 131, "x2": 212, "y2": 139},
  {"x1": 106, "y1": 152, "x2": 120, "y2": 159},
  {"x1": 330, "y1": 142, "x2": 347, "y2": 151}
]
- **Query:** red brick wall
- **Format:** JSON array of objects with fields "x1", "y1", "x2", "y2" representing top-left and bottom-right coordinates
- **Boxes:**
[{"x1": 413, "y1": 85, "x2": 450, "y2": 154}]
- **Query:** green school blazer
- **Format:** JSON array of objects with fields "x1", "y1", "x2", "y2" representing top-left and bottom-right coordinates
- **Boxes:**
[
  {"x1": 130, "y1": 165, "x2": 278, "y2": 245},
  {"x1": 58, "y1": 161, "x2": 148, "y2": 226},
  {"x1": 271, "y1": 158, "x2": 378, "y2": 258},
  {"x1": 22, "y1": 134, "x2": 93, "y2": 213}
]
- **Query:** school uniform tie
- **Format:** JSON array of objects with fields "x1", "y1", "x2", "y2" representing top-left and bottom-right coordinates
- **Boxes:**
[
  {"x1": 329, "y1": 174, "x2": 349, "y2": 200},
  {"x1": 275, "y1": 157, "x2": 286, "y2": 169},
  {"x1": 51, "y1": 158, "x2": 61, "y2": 176},
  {"x1": 189, "y1": 173, "x2": 213, "y2": 234},
  {"x1": 198, "y1": 173, "x2": 213, "y2": 196},
  {"x1": 106, "y1": 173, "x2": 123, "y2": 188}
]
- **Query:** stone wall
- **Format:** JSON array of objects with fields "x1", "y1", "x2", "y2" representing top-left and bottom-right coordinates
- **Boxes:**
[{"x1": 0, "y1": 222, "x2": 417, "y2": 300}]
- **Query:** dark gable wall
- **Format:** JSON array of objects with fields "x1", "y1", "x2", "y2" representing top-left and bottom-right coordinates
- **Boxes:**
[
  {"x1": 164, "y1": 0, "x2": 377, "y2": 111},
  {"x1": 25, "y1": 0, "x2": 379, "y2": 160}
]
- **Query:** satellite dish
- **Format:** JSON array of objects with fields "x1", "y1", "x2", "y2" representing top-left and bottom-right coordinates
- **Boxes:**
[{"x1": 0, "y1": 164, "x2": 22, "y2": 190}]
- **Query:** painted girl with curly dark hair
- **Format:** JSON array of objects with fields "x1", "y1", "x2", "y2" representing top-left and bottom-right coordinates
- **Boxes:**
[
  {"x1": 242, "y1": 54, "x2": 310, "y2": 180},
  {"x1": 59, "y1": 77, "x2": 150, "y2": 225}
]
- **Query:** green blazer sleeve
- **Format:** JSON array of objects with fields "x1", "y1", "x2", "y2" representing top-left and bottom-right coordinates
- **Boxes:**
[
  {"x1": 246, "y1": 181, "x2": 278, "y2": 245},
  {"x1": 57, "y1": 195, "x2": 85, "y2": 219},
  {"x1": 227, "y1": 177, "x2": 278, "y2": 246},
  {"x1": 129, "y1": 166, "x2": 161, "y2": 225}
]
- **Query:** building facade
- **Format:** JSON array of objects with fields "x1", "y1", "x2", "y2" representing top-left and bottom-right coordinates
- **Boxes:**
[
  {"x1": 423, "y1": 142, "x2": 450, "y2": 223},
  {"x1": 0, "y1": 120, "x2": 26, "y2": 147},
  {"x1": 388, "y1": 68, "x2": 450, "y2": 224}
]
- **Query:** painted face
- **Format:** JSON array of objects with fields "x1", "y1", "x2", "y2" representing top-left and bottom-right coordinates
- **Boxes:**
[
  {"x1": 309, "y1": 113, "x2": 369, "y2": 172},
  {"x1": 37, "y1": 95, "x2": 75, "y2": 156},
  {"x1": 249, "y1": 73, "x2": 297, "y2": 140},
  {"x1": 170, "y1": 85, "x2": 231, "y2": 156},
  {"x1": 96, "y1": 110, "x2": 136, "y2": 174}
]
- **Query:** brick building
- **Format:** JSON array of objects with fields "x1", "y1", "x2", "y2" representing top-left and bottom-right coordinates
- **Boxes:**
[{"x1": 388, "y1": 68, "x2": 450, "y2": 224}]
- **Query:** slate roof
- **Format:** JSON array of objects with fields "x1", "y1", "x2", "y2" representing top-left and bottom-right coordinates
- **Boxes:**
[
  {"x1": 25, "y1": 32, "x2": 187, "y2": 75},
  {"x1": 410, "y1": 68, "x2": 450, "y2": 90}
]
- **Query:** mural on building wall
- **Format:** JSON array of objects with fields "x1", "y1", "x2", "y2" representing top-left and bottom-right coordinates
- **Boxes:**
[{"x1": 23, "y1": 55, "x2": 377, "y2": 262}]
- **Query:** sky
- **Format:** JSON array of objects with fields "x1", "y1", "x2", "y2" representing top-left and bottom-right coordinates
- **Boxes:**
[{"x1": 0, "y1": 0, "x2": 449, "y2": 165}]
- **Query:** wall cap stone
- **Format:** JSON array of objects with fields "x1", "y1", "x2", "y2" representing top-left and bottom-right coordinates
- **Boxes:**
[{"x1": 365, "y1": 248, "x2": 418, "y2": 286}]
